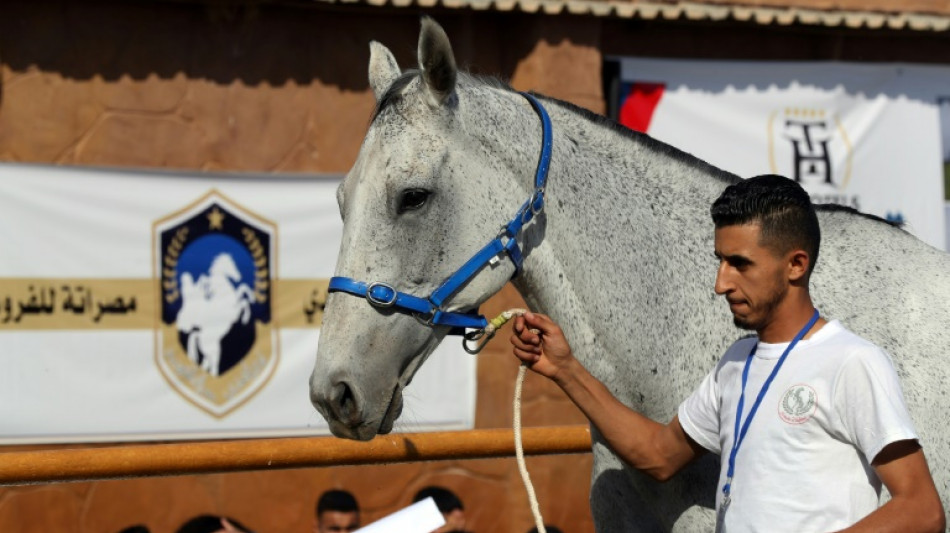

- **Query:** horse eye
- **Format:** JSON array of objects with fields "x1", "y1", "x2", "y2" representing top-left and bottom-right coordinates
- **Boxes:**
[{"x1": 398, "y1": 188, "x2": 430, "y2": 214}]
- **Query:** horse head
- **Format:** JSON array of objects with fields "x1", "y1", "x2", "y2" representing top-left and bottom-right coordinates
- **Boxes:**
[
  {"x1": 310, "y1": 18, "x2": 542, "y2": 440},
  {"x1": 209, "y1": 253, "x2": 242, "y2": 283}
]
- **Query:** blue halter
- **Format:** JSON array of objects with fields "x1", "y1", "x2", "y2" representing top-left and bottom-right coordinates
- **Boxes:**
[{"x1": 328, "y1": 91, "x2": 553, "y2": 340}]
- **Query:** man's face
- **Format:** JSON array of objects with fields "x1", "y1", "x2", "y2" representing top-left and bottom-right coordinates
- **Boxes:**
[
  {"x1": 431, "y1": 508, "x2": 465, "y2": 533},
  {"x1": 315, "y1": 511, "x2": 359, "y2": 533},
  {"x1": 713, "y1": 223, "x2": 789, "y2": 332}
]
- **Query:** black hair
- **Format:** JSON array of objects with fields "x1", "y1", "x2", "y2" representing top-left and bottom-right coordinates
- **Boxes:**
[
  {"x1": 711, "y1": 174, "x2": 821, "y2": 274},
  {"x1": 412, "y1": 486, "x2": 463, "y2": 513},
  {"x1": 527, "y1": 527, "x2": 564, "y2": 533},
  {"x1": 175, "y1": 515, "x2": 252, "y2": 533},
  {"x1": 372, "y1": 70, "x2": 420, "y2": 123},
  {"x1": 117, "y1": 527, "x2": 150, "y2": 533},
  {"x1": 317, "y1": 489, "x2": 360, "y2": 516}
]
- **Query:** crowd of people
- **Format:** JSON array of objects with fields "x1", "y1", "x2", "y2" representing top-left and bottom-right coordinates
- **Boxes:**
[
  {"x1": 311, "y1": 485, "x2": 567, "y2": 533},
  {"x1": 116, "y1": 486, "x2": 568, "y2": 533}
]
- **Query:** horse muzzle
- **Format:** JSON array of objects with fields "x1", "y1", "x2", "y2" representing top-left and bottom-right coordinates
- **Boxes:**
[{"x1": 310, "y1": 374, "x2": 403, "y2": 441}]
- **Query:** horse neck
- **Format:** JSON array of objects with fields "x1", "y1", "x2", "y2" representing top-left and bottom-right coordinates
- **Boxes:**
[{"x1": 494, "y1": 96, "x2": 736, "y2": 318}]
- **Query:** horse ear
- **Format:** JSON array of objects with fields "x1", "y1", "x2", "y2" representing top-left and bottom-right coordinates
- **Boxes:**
[
  {"x1": 369, "y1": 41, "x2": 401, "y2": 101},
  {"x1": 417, "y1": 16, "x2": 457, "y2": 106}
]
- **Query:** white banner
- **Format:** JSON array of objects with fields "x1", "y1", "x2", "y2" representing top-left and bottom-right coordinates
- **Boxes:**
[
  {"x1": 945, "y1": 203, "x2": 950, "y2": 251},
  {"x1": 0, "y1": 164, "x2": 476, "y2": 443},
  {"x1": 616, "y1": 59, "x2": 949, "y2": 250}
]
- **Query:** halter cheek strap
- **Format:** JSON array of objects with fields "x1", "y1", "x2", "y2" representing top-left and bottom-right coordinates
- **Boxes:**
[{"x1": 327, "y1": 92, "x2": 553, "y2": 335}]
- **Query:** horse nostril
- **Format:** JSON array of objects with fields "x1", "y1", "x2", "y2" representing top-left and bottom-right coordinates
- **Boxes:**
[{"x1": 330, "y1": 381, "x2": 360, "y2": 423}]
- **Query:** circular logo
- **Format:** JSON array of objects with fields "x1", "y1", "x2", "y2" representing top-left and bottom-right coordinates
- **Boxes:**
[{"x1": 779, "y1": 384, "x2": 817, "y2": 424}]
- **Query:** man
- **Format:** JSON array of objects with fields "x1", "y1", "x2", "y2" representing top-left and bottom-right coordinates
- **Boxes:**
[
  {"x1": 314, "y1": 489, "x2": 360, "y2": 533},
  {"x1": 176, "y1": 515, "x2": 253, "y2": 533},
  {"x1": 510, "y1": 175, "x2": 945, "y2": 532},
  {"x1": 412, "y1": 486, "x2": 468, "y2": 533}
]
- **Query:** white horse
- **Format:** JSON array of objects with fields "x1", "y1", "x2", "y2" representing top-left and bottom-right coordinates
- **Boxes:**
[
  {"x1": 310, "y1": 18, "x2": 950, "y2": 531},
  {"x1": 177, "y1": 253, "x2": 255, "y2": 377}
]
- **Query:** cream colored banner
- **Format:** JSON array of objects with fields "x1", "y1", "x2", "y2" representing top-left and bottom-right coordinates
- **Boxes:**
[
  {"x1": 0, "y1": 164, "x2": 476, "y2": 444},
  {"x1": 0, "y1": 278, "x2": 328, "y2": 330}
]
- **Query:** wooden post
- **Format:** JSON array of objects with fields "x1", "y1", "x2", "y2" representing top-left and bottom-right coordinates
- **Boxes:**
[{"x1": 0, "y1": 426, "x2": 591, "y2": 486}]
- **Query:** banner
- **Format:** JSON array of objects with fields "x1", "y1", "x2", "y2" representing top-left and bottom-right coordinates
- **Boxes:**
[
  {"x1": 0, "y1": 164, "x2": 476, "y2": 443},
  {"x1": 946, "y1": 203, "x2": 950, "y2": 251},
  {"x1": 615, "y1": 59, "x2": 949, "y2": 250}
]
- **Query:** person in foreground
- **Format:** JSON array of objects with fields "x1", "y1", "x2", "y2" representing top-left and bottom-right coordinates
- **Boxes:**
[{"x1": 510, "y1": 175, "x2": 945, "y2": 532}]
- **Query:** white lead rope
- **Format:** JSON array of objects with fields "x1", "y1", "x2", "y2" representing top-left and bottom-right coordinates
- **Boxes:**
[
  {"x1": 515, "y1": 363, "x2": 546, "y2": 533},
  {"x1": 478, "y1": 308, "x2": 546, "y2": 533}
]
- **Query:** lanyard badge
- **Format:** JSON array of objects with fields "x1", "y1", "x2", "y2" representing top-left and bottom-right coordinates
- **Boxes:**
[{"x1": 716, "y1": 309, "x2": 820, "y2": 532}]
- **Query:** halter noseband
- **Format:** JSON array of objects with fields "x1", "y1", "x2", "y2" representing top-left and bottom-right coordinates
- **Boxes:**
[{"x1": 328, "y1": 92, "x2": 553, "y2": 346}]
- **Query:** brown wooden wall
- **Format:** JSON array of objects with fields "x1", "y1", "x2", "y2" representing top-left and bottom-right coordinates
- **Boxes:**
[{"x1": 1, "y1": 1, "x2": 949, "y2": 532}]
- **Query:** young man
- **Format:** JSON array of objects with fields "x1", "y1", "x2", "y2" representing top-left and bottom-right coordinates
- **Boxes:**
[
  {"x1": 510, "y1": 175, "x2": 945, "y2": 532},
  {"x1": 412, "y1": 486, "x2": 468, "y2": 533},
  {"x1": 313, "y1": 489, "x2": 360, "y2": 533}
]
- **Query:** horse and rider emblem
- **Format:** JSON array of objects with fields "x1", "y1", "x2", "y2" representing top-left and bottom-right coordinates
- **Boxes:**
[{"x1": 153, "y1": 190, "x2": 278, "y2": 417}]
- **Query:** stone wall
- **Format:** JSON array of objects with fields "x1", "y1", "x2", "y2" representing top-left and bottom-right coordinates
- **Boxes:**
[{"x1": 0, "y1": 3, "x2": 605, "y2": 171}]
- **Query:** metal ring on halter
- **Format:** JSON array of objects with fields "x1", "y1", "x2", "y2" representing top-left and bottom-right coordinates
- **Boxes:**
[
  {"x1": 414, "y1": 312, "x2": 435, "y2": 327},
  {"x1": 530, "y1": 187, "x2": 545, "y2": 216},
  {"x1": 520, "y1": 204, "x2": 533, "y2": 224},
  {"x1": 463, "y1": 328, "x2": 495, "y2": 355},
  {"x1": 366, "y1": 282, "x2": 398, "y2": 307},
  {"x1": 496, "y1": 228, "x2": 514, "y2": 249}
]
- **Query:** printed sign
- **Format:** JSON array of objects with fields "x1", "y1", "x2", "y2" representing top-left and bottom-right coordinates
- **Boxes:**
[
  {"x1": 0, "y1": 164, "x2": 477, "y2": 443},
  {"x1": 614, "y1": 59, "x2": 949, "y2": 249}
]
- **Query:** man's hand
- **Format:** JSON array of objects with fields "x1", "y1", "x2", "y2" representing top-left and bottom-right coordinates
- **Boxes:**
[
  {"x1": 509, "y1": 311, "x2": 704, "y2": 481},
  {"x1": 510, "y1": 312, "x2": 577, "y2": 381}
]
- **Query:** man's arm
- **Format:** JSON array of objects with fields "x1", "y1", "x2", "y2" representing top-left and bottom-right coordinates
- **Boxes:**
[
  {"x1": 510, "y1": 312, "x2": 706, "y2": 481},
  {"x1": 835, "y1": 440, "x2": 945, "y2": 533}
]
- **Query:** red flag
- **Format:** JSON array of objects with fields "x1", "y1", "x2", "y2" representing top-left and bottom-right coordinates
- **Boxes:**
[{"x1": 619, "y1": 82, "x2": 666, "y2": 133}]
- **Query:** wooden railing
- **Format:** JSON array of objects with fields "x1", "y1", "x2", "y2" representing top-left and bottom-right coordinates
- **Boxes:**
[{"x1": 0, "y1": 426, "x2": 591, "y2": 486}]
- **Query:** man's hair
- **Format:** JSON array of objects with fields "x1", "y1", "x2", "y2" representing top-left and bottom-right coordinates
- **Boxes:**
[
  {"x1": 412, "y1": 486, "x2": 463, "y2": 513},
  {"x1": 711, "y1": 174, "x2": 821, "y2": 273},
  {"x1": 317, "y1": 489, "x2": 360, "y2": 516},
  {"x1": 175, "y1": 515, "x2": 252, "y2": 533}
]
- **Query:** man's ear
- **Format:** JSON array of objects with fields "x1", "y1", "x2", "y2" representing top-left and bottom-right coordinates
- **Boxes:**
[{"x1": 787, "y1": 249, "x2": 811, "y2": 282}]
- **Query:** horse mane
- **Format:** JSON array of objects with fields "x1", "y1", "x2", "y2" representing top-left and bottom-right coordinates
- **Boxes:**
[
  {"x1": 471, "y1": 72, "x2": 740, "y2": 185},
  {"x1": 815, "y1": 203, "x2": 902, "y2": 227},
  {"x1": 373, "y1": 70, "x2": 516, "y2": 123},
  {"x1": 531, "y1": 92, "x2": 740, "y2": 186},
  {"x1": 372, "y1": 70, "x2": 420, "y2": 122},
  {"x1": 372, "y1": 71, "x2": 898, "y2": 228}
]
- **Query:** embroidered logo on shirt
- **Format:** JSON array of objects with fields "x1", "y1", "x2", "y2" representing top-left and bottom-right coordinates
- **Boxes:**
[{"x1": 779, "y1": 384, "x2": 818, "y2": 424}]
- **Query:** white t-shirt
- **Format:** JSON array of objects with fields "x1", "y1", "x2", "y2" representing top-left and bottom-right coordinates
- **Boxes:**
[{"x1": 678, "y1": 320, "x2": 918, "y2": 532}]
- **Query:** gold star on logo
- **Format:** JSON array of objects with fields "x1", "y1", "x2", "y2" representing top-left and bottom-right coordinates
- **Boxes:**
[{"x1": 208, "y1": 207, "x2": 225, "y2": 230}]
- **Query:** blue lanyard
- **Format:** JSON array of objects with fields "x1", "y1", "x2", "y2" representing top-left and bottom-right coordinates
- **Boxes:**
[{"x1": 721, "y1": 309, "x2": 820, "y2": 503}]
